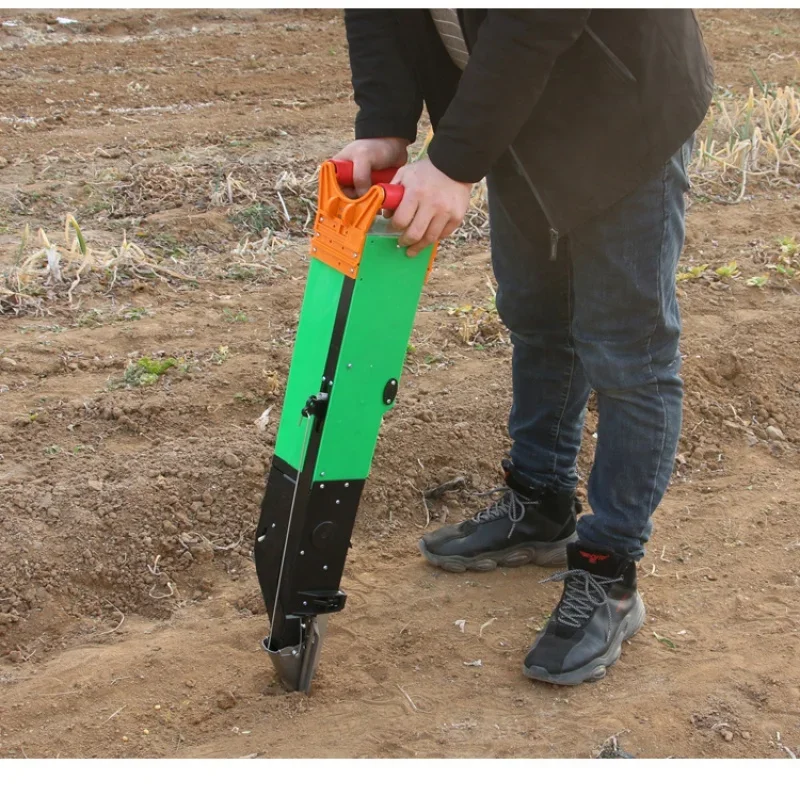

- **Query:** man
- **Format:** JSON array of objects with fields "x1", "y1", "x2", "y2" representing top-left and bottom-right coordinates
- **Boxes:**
[{"x1": 334, "y1": 10, "x2": 713, "y2": 685}]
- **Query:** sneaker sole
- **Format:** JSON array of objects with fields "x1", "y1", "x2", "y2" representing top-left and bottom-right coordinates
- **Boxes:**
[
  {"x1": 522, "y1": 596, "x2": 646, "y2": 686},
  {"x1": 417, "y1": 533, "x2": 577, "y2": 573}
]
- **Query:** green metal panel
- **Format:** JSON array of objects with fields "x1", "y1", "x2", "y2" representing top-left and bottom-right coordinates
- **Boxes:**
[
  {"x1": 274, "y1": 256, "x2": 344, "y2": 470},
  {"x1": 314, "y1": 229, "x2": 432, "y2": 481}
]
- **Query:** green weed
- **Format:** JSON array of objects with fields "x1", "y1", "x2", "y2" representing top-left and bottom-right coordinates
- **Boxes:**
[
  {"x1": 677, "y1": 265, "x2": 707, "y2": 282},
  {"x1": 223, "y1": 308, "x2": 248, "y2": 323},
  {"x1": 117, "y1": 356, "x2": 178, "y2": 388},
  {"x1": 715, "y1": 261, "x2": 740, "y2": 278},
  {"x1": 231, "y1": 203, "x2": 279, "y2": 236}
]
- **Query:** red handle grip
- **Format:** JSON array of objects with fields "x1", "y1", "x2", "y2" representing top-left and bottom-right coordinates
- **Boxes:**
[
  {"x1": 330, "y1": 159, "x2": 398, "y2": 188},
  {"x1": 330, "y1": 159, "x2": 404, "y2": 212}
]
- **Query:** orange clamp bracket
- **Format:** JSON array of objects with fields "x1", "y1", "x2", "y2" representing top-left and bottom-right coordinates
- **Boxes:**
[
  {"x1": 311, "y1": 161, "x2": 387, "y2": 280},
  {"x1": 311, "y1": 160, "x2": 438, "y2": 281}
]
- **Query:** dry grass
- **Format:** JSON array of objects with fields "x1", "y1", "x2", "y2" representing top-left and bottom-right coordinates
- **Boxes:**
[
  {"x1": 4, "y1": 84, "x2": 794, "y2": 316},
  {"x1": 111, "y1": 157, "x2": 318, "y2": 231},
  {"x1": 691, "y1": 84, "x2": 800, "y2": 202},
  {"x1": 0, "y1": 216, "x2": 193, "y2": 315}
]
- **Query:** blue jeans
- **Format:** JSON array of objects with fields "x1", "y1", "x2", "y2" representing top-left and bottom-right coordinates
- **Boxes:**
[{"x1": 487, "y1": 140, "x2": 692, "y2": 561}]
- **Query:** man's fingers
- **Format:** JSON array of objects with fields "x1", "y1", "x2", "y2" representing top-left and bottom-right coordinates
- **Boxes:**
[
  {"x1": 352, "y1": 159, "x2": 373, "y2": 197},
  {"x1": 389, "y1": 192, "x2": 418, "y2": 234},
  {"x1": 407, "y1": 213, "x2": 448, "y2": 257},
  {"x1": 440, "y1": 216, "x2": 462, "y2": 240},
  {"x1": 397, "y1": 205, "x2": 433, "y2": 250}
]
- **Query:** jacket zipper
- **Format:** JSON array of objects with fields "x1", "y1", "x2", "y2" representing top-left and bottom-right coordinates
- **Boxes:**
[
  {"x1": 585, "y1": 25, "x2": 637, "y2": 84},
  {"x1": 508, "y1": 145, "x2": 560, "y2": 261},
  {"x1": 502, "y1": 27, "x2": 632, "y2": 262}
]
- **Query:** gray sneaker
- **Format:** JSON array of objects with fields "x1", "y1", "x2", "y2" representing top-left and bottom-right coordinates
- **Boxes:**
[
  {"x1": 418, "y1": 460, "x2": 580, "y2": 573},
  {"x1": 523, "y1": 543, "x2": 645, "y2": 685}
]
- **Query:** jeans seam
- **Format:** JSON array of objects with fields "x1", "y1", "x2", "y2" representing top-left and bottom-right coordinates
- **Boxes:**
[
  {"x1": 644, "y1": 164, "x2": 671, "y2": 517},
  {"x1": 547, "y1": 252, "x2": 577, "y2": 488}
]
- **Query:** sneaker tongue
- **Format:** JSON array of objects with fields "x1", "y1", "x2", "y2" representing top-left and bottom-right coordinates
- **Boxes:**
[{"x1": 567, "y1": 543, "x2": 623, "y2": 579}]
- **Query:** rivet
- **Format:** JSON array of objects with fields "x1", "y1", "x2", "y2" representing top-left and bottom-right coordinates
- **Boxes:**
[
  {"x1": 300, "y1": 550, "x2": 305, "y2": 556},
  {"x1": 323, "y1": 565, "x2": 328, "y2": 571},
  {"x1": 328, "y1": 380, "x2": 333, "y2": 386},
  {"x1": 347, "y1": 363, "x2": 352, "y2": 369},
  {"x1": 320, "y1": 483, "x2": 325, "y2": 489},
  {"x1": 391, "y1": 380, "x2": 397, "y2": 385},
  {"x1": 320, "y1": 216, "x2": 325, "y2": 222},
  {"x1": 271, "y1": 523, "x2": 276, "y2": 528},
  {"x1": 257, "y1": 535, "x2": 265, "y2": 542},
  {"x1": 344, "y1": 482, "x2": 350, "y2": 488},
  {"x1": 385, "y1": 399, "x2": 391, "y2": 405},
  {"x1": 291, "y1": 650, "x2": 297, "y2": 656},
  {"x1": 336, "y1": 499, "x2": 340, "y2": 505},
  {"x1": 352, "y1": 252, "x2": 358, "y2": 258},
  {"x1": 303, "y1": 601, "x2": 308, "y2": 606},
  {"x1": 320, "y1": 471, "x2": 325, "y2": 477}
]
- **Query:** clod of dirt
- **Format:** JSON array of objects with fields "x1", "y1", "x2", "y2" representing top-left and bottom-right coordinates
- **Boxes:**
[
  {"x1": 766, "y1": 425, "x2": 785, "y2": 441},
  {"x1": 243, "y1": 459, "x2": 262, "y2": 475},
  {"x1": 191, "y1": 540, "x2": 214, "y2": 563},
  {"x1": 0, "y1": 613, "x2": 20, "y2": 626},
  {"x1": 37, "y1": 492, "x2": 54, "y2": 510},
  {"x1": 222, "y1": 452, "x2": 241, "y2": 469},
  {"x1": 717, "y1": 353, "x2": 741, "y2": 381},
  {"x1": 216, "y1": 690, "x2": 237, "y2": 710},
  {"x1": 88, "y1": 479, "x2": 103, "y2": 491},
  {"x1": 0, "y1": 357, "x2": 17, "y2": 371}
]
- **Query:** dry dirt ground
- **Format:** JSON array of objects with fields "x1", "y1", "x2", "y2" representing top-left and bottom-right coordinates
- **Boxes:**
[{"x1": 1, "y1": 9, "x2": 799, "y2": 759}]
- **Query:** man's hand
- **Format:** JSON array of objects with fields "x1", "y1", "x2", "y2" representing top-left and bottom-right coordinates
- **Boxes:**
[
  {"x1": 389, "y1": 159, "x2": 472, "y2": 257},
  {"x1": 331, "y1": 137, "x2": 409, "y2": 198}
]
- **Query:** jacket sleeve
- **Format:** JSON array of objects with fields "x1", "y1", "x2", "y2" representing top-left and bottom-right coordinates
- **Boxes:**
[
  {"x1": 427, "y1": 10, "x2": 591, "y2": 183},
  {"x1": 344, "y1": 10, "x2": 423, "y2": 144}
]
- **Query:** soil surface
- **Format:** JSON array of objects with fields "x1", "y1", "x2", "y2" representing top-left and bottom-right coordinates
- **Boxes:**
[{"x1": 0, "y1": 9, "x2": 799, "y2": 759}]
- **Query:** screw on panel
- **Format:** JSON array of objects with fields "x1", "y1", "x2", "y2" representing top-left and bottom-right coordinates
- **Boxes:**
[
  {"x1": 320, "y1": 472, "x2": 325, "y2": 477},
  {"x1": 323, "y1": 565, "x2": 328, "y2": 571},
  {"x1": 300, "y1": 550, "x2": 305, "y2": 556},
  {"x1": 336, "y1": 499, "x2": 341, "y2": 505},
  {"x1": 347, "y1": 363, "x2": 352, "y2": 369},
  {"x1": 344, "y1": 482, "x2": 350, "y2": 488},
  {"x1": 320, "y1": 484, "x2": 325, "y2": 489}
]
